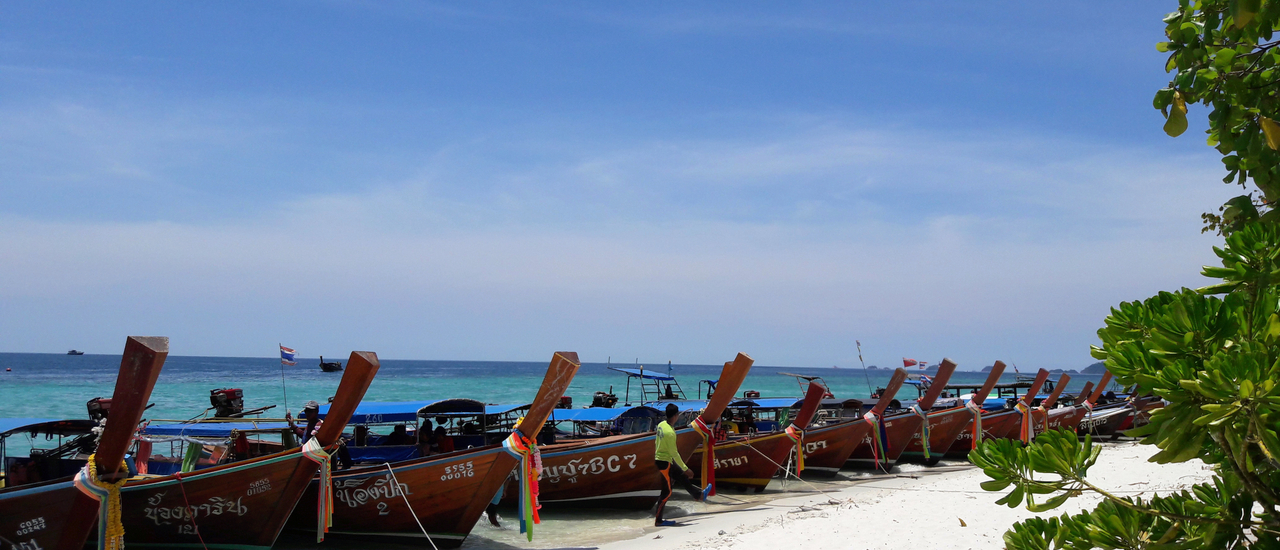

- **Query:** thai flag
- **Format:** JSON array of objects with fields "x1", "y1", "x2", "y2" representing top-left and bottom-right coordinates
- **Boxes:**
[{"x1": 280, "y1": 345, "x2": 297, "y2": 366}]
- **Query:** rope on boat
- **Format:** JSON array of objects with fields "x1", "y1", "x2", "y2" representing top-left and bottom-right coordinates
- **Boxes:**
[
  {"x1": 692, "y1": 417, "x2": 717, "y2": 496},
  {"x1": 737, "y1": 434, "x2": 839, "y2": 501},
  {"x1": 173, "y1": 472, "x2": 211, "y2": 550},
  {"x1": 501, "y1": 430, "x2": 542, "y2": 542},
  {"x1": 73, "y1": 453, "x2": 128, "y2": 550},
  {"x1": 965, "y1": 399, "x2": 984, "y2": 450},
  {"x1": 909, "y1": 405, "x2": 931, "y2": 462},
  {"x1": 301, "y1": 438, "x2": 335, "y2": 542},
  {"x1": 383, "y1": 463, "x2": 440, "y2": 550}
]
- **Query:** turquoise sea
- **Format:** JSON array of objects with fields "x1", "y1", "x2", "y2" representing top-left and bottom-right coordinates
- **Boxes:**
[{"x1": 0, "y1": 352, "x2": 1111, "y2": 422}]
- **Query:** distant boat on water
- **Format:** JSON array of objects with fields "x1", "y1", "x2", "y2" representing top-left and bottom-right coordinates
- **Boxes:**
[
  {"x1": 319, "y1": 355, "x2": 343, "y2": 372},
  {"x1": 66, "y1": 349, "x2": 84, "y2": 355}
]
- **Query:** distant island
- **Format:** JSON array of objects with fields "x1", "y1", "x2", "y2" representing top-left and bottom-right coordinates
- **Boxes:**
[
  {"x1": 978, "y1": 364, "x2": 1078, "y2": 374},
  {"x1": 1082, "y1": 361, "x2": 1108, "y2": 374}
]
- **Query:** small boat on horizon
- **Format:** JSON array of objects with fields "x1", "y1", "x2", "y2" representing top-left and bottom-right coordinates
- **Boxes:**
[
  {"x1": 66, "y1": 349, "x2": 84, "y2": 355},
  {"x1": 319, "y1": 355, "x2": 343, "y2": 372}
]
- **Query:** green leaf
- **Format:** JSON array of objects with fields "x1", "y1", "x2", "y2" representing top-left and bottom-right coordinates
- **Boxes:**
[
  {"x1": 1231, "y1": 0, "x2": 1261, "y2": 29},
  {"x1": 981, "y1": 479, "x2": 1012, "y2": 491},
  {"x1": 1026, "y1": 493, "x2": 1070, "y2": 513},
  {"x1": 1165, "y1": 93, "x2": 1189, "y2": 137}
]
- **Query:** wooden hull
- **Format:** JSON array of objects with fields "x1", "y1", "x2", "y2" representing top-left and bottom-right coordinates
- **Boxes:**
[
  {"x1": 522, "y1": 429, "x2": 702, "y2": 509},
  {"x1": 1119, "y1": 398, "x2": 1164, "y2": 431},
  {"x1": 290, "y1": 445, "x2": 513, "y2": 548},
  {"x1": 687, "y1": 432, "x2": 793, "y2": 492},
  {"x1": 0, "y1": 480, "x2": 100, "y2": 550},
  {"x1": 109, "y1": 449, "x2": 318, "y2": 549},
  {"x1": 797, "y1": 419, "x2": 871, "y2": 476},
  {"x1": 944, "y1": 409, "x2": 1022, "y2": 457},
  {"x1": 1040, "y1": 407, "x2": 1086, "y2": 436},
  {"x1": 1078, "y1": 405, "x2": 1134, "y2": 439},
  {"x1": 898, "y1": 406, "x2": 972, "y2": 464},
  {"x1": 846, "y1": 412, "x2": 921, "y2": 470}
]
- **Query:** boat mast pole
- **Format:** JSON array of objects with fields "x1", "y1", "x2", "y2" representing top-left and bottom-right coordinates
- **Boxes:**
[
  {"x1": 279, "y1": 342, "x2": 290, "y2": 415},
  {"x1": 857, "y1": 340, "x2": 873, "y2": 397}
]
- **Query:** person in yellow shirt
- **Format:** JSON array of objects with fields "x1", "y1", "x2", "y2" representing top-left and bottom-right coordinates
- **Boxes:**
[{"x1": 654, "y1": 403, "x2": 707, "y2": 526}]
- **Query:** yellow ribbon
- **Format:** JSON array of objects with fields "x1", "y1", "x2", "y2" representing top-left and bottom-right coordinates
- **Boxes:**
[{"x1": 73, "y1": 453, "x2": 127, "y2": 550}]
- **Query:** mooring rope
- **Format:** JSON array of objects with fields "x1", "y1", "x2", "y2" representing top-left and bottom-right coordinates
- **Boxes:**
[{"x1": 383, "y1": 463, "x2": 439, "y2": 550}]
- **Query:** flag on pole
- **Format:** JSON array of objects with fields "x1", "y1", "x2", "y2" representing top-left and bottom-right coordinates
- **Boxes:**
[
  {"x1": 903, "y1": 358, "x2": 918, "y2": 368},
  {"x1": 280, "y1": 345, "x2": 297, "y2": 366},
  {"x1": 919, "y1": 360, "x2": 929, "y2": 369}
]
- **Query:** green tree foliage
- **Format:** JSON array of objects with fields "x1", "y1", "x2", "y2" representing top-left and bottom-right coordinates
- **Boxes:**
[
  {"x1": 1154, "y1": 0, "x2": 1280, "y2": 231},
  {"x1": 972, "y1": 222, "x2": 1280, "y2": 548}
]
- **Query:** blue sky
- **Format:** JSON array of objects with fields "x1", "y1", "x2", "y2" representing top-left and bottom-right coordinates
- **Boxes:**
[{"x1": 0, "y1": 2, "x2": 1234, "y2": 369}]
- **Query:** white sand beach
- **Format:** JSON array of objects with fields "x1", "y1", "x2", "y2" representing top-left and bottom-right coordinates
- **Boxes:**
[{"x1": 589, "y1": 440, "x2": 1213, "y2": 550}]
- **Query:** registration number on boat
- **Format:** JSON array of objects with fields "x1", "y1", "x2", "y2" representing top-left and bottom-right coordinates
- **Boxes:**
[
  {"x1": 14, "y1": 540, "x2": 43, "y2": 550},
  {"x1": 441, "y1": 461, "x2": 475, "y2": 481},
  {"x1": 16, "y1": 517, "x2": 45, "y2": 536}
]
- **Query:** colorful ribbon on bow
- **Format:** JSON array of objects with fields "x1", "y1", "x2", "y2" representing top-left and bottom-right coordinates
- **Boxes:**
[
  {"x1": 502, "y1": 430, "x2": 541, "y2": 541},
  {"x1": 1037, "y1": 405, "x2": 1049, "y2": 437},
  {"x1": 73, "y1": 453, "x2": 128, "y2": 550},
  {"x1": 783, "y1": 423, "x2": 805, "y2": 475},
  {"x1": 301, "y1": 438, "x2": 334, "y2": 542},
  {"x1": 910, "y1": 404, "x2": 932, "y2": 461},
  {"x1": 965, "y1": 398, "x2": 984, "y2": 450},
  {"x1": 692, "y1": 417, "x2": 717, "y2": 496},
  {"x1": 1015, "y1": 401, "x2": 1032, "y2": 444},
  {"x1": 862, "y1": 411, "x2": 888, "y2": 469}
]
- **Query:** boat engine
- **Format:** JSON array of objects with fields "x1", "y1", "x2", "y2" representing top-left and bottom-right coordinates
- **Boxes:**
[
  {"x1": 86, "y1": 397, "x2": 112, "y2": 421},
  {"x1": 210, "y1": 388, "x2": 245, "y2": 417},
  {"x1": 557, "y1": 396, "x2": 573, "y2": 409},
  {"x1": 591, "y1": 391, "x2": 618, "y2": 408},
  {"x1": 743, "y1": 390, "x2": 761, "y2": 399}
]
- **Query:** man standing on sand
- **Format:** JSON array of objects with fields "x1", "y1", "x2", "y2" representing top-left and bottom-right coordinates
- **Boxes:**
[{"x1": 654, "y1": 403, "x2": 709, "y2": 527}]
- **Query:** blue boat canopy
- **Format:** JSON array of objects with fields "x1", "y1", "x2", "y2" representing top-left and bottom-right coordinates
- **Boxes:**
[
  {"x1": 0, "y1": 418, "x2": 95, "y2": 437},
  {"x1": 142, "y1": 421, "x2": 293, "y2": 438},
  {"x1": 417, "y1": 399, "x2": 529, "y2": 417},
  {"x1": 728, "y1": 398, "x2": 803, "y2": 409},
  {"x1": 609, "y1": 367, "x2": 676, "y2": 382},
  {"x1": 318, "y1": 400, "x2": 439, "y2": 424},
  {"x1": 548, "y1": 406, "x2": 661, "y2": 423},
  {"x1": 643, "y1": 399, "x2": 707, "y2": 411},
  {"x1": 319, "y1": 399, "x2": 533, "y2": 425}
]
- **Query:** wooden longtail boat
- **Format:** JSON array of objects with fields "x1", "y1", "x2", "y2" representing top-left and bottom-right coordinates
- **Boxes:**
[
  {"x1": 0, "y1": 336, "x2": 167, "y2": 550},
  {"x1": 685, "y1": 381, "x2": 826, "y2": 491},
  {"x1": 109, "y1": 351, "x2": 379, "y2": 549},
  {"x1": 529, "y1": 353, "x2": 754, "y2": 509},
  {"x1": 1026, "y1": 374, "x2": 1081, "y2": 438},
  {"x1": 995, "y1": 369, "x2": 1052, "y2": 444},
  {"x1": 847, "y1": 363, "x2": 955, "y2": 470},
  {"x1": 799, "y1": 395, "x2": 889, "y2": 476},
  {"x1": 945, "y1": 364, "x2": 1050, "y2": 456},
  {"x1": 1119, "y1": 395, "x2": 1164, "y2": 432},
  {"x1": 900, "y1": 359, "x2": 1000, "y2": 465},
  {"x1": 287, "y1": 351, "x2": 580, "y2": 548},
  {"x1": 1076, "y1": 372, "x2": 1133, "y2": 438}
]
